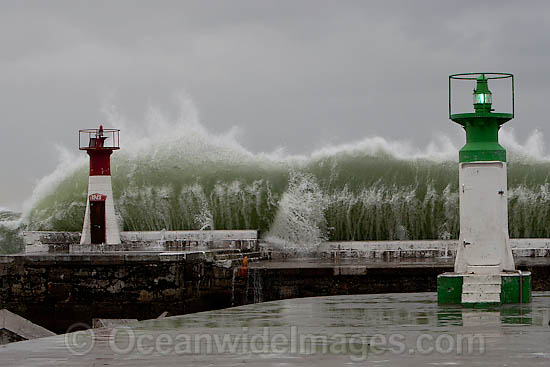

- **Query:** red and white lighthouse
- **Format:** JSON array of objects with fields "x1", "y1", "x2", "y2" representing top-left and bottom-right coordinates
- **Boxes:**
[{"x1": 79, "y1": 126, "x2": 121, "y2": 245}]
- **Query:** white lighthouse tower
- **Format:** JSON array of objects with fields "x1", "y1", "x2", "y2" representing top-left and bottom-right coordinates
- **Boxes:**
[
  {"x1": 438, "y1": 73, "x2": 531, "y2": 306},
  {"x1": 79, "y1": 126, "x2": 121, "y2": 245}
]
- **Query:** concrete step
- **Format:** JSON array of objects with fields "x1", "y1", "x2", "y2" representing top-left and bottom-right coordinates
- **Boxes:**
[
  {"x1": 462, "y1": 283, "x2": 501, "y2": 293},
  {"x1": 462, "y1": 274, "x2": 502, "y2": 285},
  {"x1": 466, "y1": 265, "x2": 501, "y2": 275},
  {"x1": 462, "y1": 292, "x2": 501, "y2": 304},
  {"x1": 461, "y1": 274, "x2": 502, "y2": 304}
]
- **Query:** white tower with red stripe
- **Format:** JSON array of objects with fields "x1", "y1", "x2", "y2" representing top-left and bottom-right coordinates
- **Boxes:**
[{"x1": 79, "y1": 126, "x2": 121, "y2": 245}]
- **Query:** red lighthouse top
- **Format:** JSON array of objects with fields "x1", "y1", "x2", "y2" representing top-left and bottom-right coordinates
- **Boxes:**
[
  {"x1": 79, "y1": 125, "x2": 120, "y2": 176},
  {"x1": 79, "y1": 125, "x2": 120, "y2": 151}
]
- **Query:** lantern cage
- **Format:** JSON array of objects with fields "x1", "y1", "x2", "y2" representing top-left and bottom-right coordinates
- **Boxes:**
[
  {"x1": 79, "y1": 128, "x2": 120, "y2": 150},
  {"x1": 449, "y1": 73, "x2": 514, "y2": 120}
]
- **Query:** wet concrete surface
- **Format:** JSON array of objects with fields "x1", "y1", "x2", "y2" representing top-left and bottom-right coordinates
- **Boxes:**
[{"x1": 1, "y1": 292, "x2": 549, "y2": 366}]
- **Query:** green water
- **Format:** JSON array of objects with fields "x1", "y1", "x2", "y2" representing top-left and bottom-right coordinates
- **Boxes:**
[{"x1": 22, "y1": 153, "x2": 550, "y2": 242}]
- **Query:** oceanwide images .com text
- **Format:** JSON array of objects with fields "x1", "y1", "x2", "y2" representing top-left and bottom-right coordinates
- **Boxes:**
[{"x1": 65, "y1": 324, "x2": 485, "y2": 361}]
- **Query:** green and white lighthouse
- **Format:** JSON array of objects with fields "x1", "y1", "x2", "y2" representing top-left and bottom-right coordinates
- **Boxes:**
[{"x1": 438, "y1": 73, "x2": 531, "y2": 307}]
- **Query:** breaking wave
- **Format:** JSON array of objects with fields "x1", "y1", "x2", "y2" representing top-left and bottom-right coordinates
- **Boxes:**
[{"x1": 2, "y1": 97, "x2": 550, "y2": 253}]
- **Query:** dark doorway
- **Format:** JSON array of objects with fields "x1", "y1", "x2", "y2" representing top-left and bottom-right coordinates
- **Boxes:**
[{"x1": 90, "y1": 200, "x2": 106, "y2": 244}]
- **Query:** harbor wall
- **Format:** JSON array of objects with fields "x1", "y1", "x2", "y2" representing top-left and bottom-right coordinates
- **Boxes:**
[
  {"x1": 0, "y1": 252, "x2": 234, "y2": 333},
  {"x1": 1, "y1": 252, "x2": 550, "y2": 334}
]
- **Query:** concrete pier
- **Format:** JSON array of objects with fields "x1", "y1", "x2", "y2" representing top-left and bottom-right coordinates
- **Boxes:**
[
  {"x1": 23, "y1": 230, "x2": 259, "y2": 253},
  {"x1": 315, "y1": 239, "x2": 550, "y2": 259},
  {"x1": 1, "y1": 251, "x2": 549, "y2": 334},
  {"x1": 1, "y1": 231, "x2": 547, "y2": 332},
  {"x1": 22, "y1": 231, "x2": 550, "y2": 258}
]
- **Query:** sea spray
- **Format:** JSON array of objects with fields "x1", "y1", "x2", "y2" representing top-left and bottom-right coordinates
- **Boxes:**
[
  {"x1": 265, "y1": 171, "x2": 328, "y2": 250},
  {"x1": 6, "y1": 98, "x2": 550, "y2": 254}
]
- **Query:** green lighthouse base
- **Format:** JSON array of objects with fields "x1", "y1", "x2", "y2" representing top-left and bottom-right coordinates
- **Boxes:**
[{"x1": 437, "y1": 272, "x2": 531, "y2": 307}]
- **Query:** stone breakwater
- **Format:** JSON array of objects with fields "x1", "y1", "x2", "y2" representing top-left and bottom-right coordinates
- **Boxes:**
[
  {"x1": 1, "y1": 252, "x2": 550, "y2": 334},
  {"x1": 0, "y1": 252, "x2": 240, "y2": 333}
]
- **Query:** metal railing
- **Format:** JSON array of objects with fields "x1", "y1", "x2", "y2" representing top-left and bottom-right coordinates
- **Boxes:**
[
  {"x1": 79, "y1": 128, "x2": 120, "y2": 150},
  {"x1": 449, "y1": 72, "x2": 514, "y2": 118}
]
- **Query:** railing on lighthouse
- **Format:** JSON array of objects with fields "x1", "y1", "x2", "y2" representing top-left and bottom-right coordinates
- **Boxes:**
[{"x1": 79, "y1": 127, "x2": 120, "y2": 151}]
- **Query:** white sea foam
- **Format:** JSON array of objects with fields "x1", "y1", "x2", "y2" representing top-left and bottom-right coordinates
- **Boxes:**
[
  {"x1": 21, "y1": 145, "x2": 87, "y2": 222},
  {"x1": 500, "y1": 128, "x2": 550, "y2": 162},
  {"x1": 309, "y1": 134, "x2": 459, "y2": 162}
]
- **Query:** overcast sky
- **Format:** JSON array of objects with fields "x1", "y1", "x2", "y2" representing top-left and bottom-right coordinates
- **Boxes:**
[{"x1": 1, "y1": 0, "x2": 550, "y2": 209}]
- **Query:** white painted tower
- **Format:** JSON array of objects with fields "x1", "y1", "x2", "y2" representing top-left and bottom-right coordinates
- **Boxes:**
[
  {"x1": 456, "y1": 161, "x2": 515, "y2": 274},
  {"x1": 450, "y1": 74, "x2": 515, "y2": 275},
  {"x1": 438, "y1": 73, "x2": 531, "y2": 306},
  {"x1": 79, "y1": 126, "x2": 121, "y2": 245}
]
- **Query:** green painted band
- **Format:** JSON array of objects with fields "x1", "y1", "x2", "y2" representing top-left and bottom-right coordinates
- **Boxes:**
[
  {"x1": 459, "y1": 149, "x2": 506, "y2": 163},
  {"x1": 450, "y1": 112, "x2": 513, "y2": 122},
  {"x1": 451, "y1": 114, "x2": 510, "y2": 163},
  {"x1": 437, "y1": 273, "x2": 531, "y2": 305}
]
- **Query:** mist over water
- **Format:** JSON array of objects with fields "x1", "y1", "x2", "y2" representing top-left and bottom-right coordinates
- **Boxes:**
[{"x1": 2, "y1": 98, "x2": 550, "y2": 253}]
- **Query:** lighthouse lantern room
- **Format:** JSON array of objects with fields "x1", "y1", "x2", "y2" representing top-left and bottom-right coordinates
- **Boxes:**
[{"x1": 79, "y1": 126, "x2": 121, "y2": 245}]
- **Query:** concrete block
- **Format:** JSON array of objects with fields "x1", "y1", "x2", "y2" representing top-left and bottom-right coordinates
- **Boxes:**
[{"x1": 0, "y1": 309, "x2": 55, "y2": 342}]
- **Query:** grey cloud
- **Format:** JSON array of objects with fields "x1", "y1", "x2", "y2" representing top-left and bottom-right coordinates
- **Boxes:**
[{"x1": 1, "y1": 0, "x2": 549, "y2": 208}]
